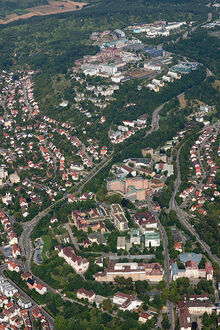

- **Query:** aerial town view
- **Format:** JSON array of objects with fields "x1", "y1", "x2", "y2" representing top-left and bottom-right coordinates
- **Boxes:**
[{"x1": 0, "y1": 0, "x2": 219, "y2": 329}]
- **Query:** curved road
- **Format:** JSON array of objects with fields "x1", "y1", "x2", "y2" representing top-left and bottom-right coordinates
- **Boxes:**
[{"x1": 20, "y1": 152, "x2": 113, "y2": 271}]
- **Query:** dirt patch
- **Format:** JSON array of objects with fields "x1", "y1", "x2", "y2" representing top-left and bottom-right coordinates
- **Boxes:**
[
  {"x1": 0, "y1": 1, "x2": 87, "y2": 24},
  {"x1": 209, "y1": 31, "x2": 220, "y2": 39},
  {"x1": 178, "y1": 93, "x2": 186, "y2": 108},
  {"x1": 128, "y1": 69, "x2": 154, "y2": 79},
  {"x1": 212, "y1": 79, "x2": 220, "y2": 91}
]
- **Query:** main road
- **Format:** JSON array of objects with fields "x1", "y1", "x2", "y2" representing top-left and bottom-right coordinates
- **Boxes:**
[{"x1": 147, "y1": 197, "x2": 174, "y2": 330}]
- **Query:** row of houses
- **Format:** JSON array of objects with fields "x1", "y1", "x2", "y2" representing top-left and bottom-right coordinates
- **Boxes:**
[
  {"x1": 147, "y1": 70, "x2": 181, "y2": 92},
  {"x1": 0, "y1": 211, "x2": 21, "y2": 259}
]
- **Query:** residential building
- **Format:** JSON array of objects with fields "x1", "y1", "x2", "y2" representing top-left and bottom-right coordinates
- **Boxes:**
[
  {"x1": 113, "y1": 291, "x2": 142, "y2": 311},
  {"x1": 2, "y1": 192, "x2": 12, "y2": 205},
  {"x1": 56, "y1": 246, "x2": 89, "y2": 274},
  {"x1": 17, "y1": 296, "x2": 32, "y2": 309},
  {"x1": 139, "y1": 312, "x2": 153, "y2": 323},
  {"x1": 0, "y1": 277, "x2": 18, "y2": 297},
  {"x1": 134, "y1": 212, "x2": 158, "y2": 233},
  {"x1": 8, "y1": 260, "x2": 19, "y2": 273},
  {"x1": 178, "y1": 298, "x2": 214, "y2": 330},
  {"x1": 35, "y1": 283, "x2": 47, "y2": 295},
  {"x1": 111, "y1": 204, "x2": 128, "y2": 231},
  {"x1": 77, "y1": 288, "x2": 95, "y2": 303}
]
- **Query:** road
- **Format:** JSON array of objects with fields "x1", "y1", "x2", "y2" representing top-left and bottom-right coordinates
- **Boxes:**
[
  {"x1": 22, "y1": 80, "x2": 34, "y2": 120},
  {"x1": 144, "y1": 92, "x2": 185, "y2": 138},
  {"x1": 170, "y1": 123, "x2": 220, "y2": 266},
  {"x1": 19, "y1": 196, "x2": 65, "y2": 271},
  {"x1": 19, "y1": 152, "x2": 113, "y2": 271},
  {"x1": 144, "y1": 103, "x2": 163, "y2": 137},
  {"x1": 64, "y1": 222, "x2": 79, "y2": 250},
  {"x1": 147, "y1": 197, "x2": 174, "y2": 330}
]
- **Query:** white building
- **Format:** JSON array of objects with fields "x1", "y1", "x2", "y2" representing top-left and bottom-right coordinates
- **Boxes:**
[
  {"x1": 117, "y1": 236, "x2": 126, "y2": 250},
  {"x1": 152, "y1": 79, "x2": 164, "y2": 87},
  {"x1": 77, "y1": 288, "x2": 95, "y2": 303},
  {"x1": 168, "y1": 71, "x2": 181, "y2": 79},
  {"x1": 111, "y1": 74, "x2": 124, "y2": 83},
  {"x1": 144, "y1": 231, "x2": 160, "y2": 247},
  {"x1": 162, "y1": 75, "x2": 173, "y2": 83},
  {"x1": 113, "y1": 292, "x2": 142, "y2": 311},
  {"x1": 144, "y1": 62, "x2": 162, "y2": 71},
  {"x1": 35, "y1": 283, "x2": 47, "y2": 295},
  {"x1": 56, "y1": 246, "x2": 89, "y2": 274},
  {"x1": 17, "y1": 297, "x2": 32, "y2": 309},
  {"x1": 9, "y1": 172, "x2": 20, "y2": 184},
  {"x1": 147, "y1": 83, "x2": 159, "y2": 92},
  {"x1": 99, "y1": 64, "x2": 118, "y2": 75},
  {"x1": 0, "y1": 280, "x2": 18, "y2": 297},
  {"x1": 2, "y1": 192, "x2": 12, "y2": 205}
]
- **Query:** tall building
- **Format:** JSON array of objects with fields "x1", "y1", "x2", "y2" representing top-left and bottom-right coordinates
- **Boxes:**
[{"x1": 111, "y1": 204, "x2": 128, "y2": 231}]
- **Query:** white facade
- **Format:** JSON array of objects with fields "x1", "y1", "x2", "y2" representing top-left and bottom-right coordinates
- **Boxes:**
[
  {"x1": 35, "y1": 285, "x2": 47, "y2": 295},
  {"x1": 147, "y1": 83, "x2": 159, "y2": 92},
  {"x1": 57, "y1": 247, "x2": 89, "y2": 274},
  {"x1": 113, "y1": 292, "x2": 142, "y2": 311},
  {"x1": 77, "y1": 289, "x2": 95, "y2": 303},
  {"x1": 0, "y1": 281, "x2": 18, "y2": 297},
  {"x1": 99, "y1": 64, "x2": 118, "y2": 75},
  {"x1": 168, "y1": 71, "x2": 181, "y2": 79},
  {"x1": 162, "y1": 75, "x2": 173, "y2": 82}
]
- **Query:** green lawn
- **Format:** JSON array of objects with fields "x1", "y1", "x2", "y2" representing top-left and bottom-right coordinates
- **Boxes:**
[{"x1": 42, "y1": 235, "x2": 51, "y2": 260}]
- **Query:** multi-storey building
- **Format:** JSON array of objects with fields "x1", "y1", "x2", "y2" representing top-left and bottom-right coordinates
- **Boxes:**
[
  {"x1": 111, "y1": 204, "x2": 128, "y2": 231},
  {"x1": 171, "y1": 260, "x2": 213, "y2": 281},
  {"x1": 113, "y1": 291, "x2": 142, "y2": 311},
  {"x1": 55, "y1": 246, "x2": 89, "y2": 274},
  {"x1": 77, "y1": 288, "x2": 95, "y2": 303},
  {"x1": 94, "y1": 261, "x2": 163, "y2": 283}
]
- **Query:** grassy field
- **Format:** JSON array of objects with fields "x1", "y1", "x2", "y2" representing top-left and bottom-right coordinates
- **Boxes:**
[{"x1": 42, "y1": 234, "x2": 51, "y2": 260}]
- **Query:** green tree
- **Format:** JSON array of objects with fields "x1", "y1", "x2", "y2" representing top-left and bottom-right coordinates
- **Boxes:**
[{"x1": 102, "y1": 299, "x2": 112, "y2": 311}]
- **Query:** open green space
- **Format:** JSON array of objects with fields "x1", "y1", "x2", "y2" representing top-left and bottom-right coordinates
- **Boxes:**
[{"x1": 42, "y1": 234, "x2": 52, "y2": 260}]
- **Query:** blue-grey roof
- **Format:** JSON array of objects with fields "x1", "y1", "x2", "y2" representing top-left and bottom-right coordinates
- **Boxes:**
[
  {"x1": 179, "y1": 253, "x2": 202, "y2": 264},
  {"x1": 171, "y1": 263, "x2": 179, "y2": 276}
]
